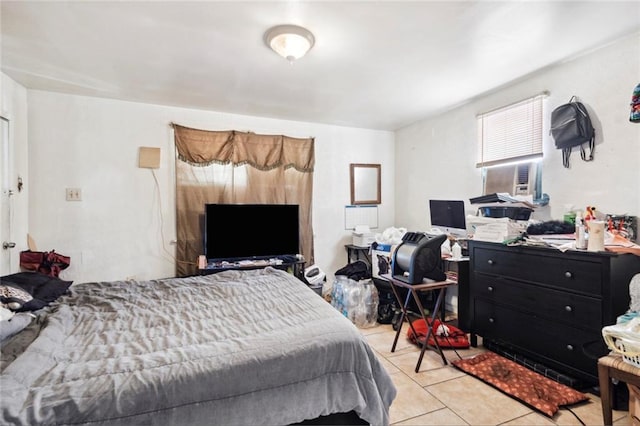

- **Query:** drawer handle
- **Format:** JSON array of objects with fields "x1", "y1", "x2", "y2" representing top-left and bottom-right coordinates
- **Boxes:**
[
  {"x1": 487, "y1": 286, "x2": 494, "y2": 292},
  {"x1": 566, "y1": 344, "x2": 574, "y2": 351},
  {"x1": 488, "y1": 318, "x2": 495, "y2": 323},
  {"x1": 487, "y1": 259, "x2": 494, "y2": 265},
  {"x1": 565, "y1": 305, "x2": 573, "y2": 312},
  {"x1": 564, "y1": 271, "x2": 573, "y2": 278}
]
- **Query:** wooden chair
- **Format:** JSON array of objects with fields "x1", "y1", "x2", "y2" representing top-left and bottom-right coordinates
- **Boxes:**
[{"x1": 598, "y1": 353, "x2": 640, "y2": 425}]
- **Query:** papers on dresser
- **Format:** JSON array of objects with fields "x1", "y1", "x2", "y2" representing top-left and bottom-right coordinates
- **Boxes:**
[
  {"x1": 470, "y1": 217, "x2": 526, "y2": 243},
  {"x1": 524, "y1": 234, "x2": 576, "y2": 252},
  {"x1": 526, "y1": 234, "x2": 575, "y2": 246}
]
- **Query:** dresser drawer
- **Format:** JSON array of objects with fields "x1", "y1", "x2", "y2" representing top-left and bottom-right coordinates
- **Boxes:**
[
  {"x1": 473, "y1": 276, "x2": 602, "y2": 330},
  {"x1": 474, "y1": 300, "x2": 604, "y2": 378},
  {"x1": 472, "y1": 247, "x2": 602, "y2": 295}
]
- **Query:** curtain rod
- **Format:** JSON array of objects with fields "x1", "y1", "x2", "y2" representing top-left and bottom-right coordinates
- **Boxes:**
[{"x1": 170, "y1": 122, "x2": 314, "y2": 139}]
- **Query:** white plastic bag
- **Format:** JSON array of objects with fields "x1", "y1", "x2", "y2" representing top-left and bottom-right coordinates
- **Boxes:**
[{"x1": 375, "y1": 227, "x2": 407, "y2": 245}]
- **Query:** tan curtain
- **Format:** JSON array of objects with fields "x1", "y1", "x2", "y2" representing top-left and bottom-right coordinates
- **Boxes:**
[{"x1": 173, "y1": 124, "x2": 315, "y2": 277}]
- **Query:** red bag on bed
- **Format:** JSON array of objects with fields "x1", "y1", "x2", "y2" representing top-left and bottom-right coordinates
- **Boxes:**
[
  {"x1": 20, "y1": 250, "x2": 70, "y2": 277},
  {"x1": 407, "y1": 318, "x2": 470, "y2": 349}
]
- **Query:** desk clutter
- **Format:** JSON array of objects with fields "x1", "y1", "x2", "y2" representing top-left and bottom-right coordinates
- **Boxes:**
[
  {"x1": 467, "y1": 193, "x2": 536, "y2": 244},
  {"x1": 468, "y1": 197, "x2": 639, "y2": 254}
]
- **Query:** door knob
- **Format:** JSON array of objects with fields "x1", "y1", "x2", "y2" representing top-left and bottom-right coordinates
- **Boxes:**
[{"x1": 2, "y1": 241, "x2": 16, "y2": 249}]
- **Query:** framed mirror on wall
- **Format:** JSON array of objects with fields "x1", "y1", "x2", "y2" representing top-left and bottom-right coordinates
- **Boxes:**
[{"x1": 350, "y1": 163, "x2": 381, "y2": 205}]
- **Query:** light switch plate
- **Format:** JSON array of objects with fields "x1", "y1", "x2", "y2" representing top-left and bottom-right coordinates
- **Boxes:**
[{"x1": 66, "y1": 188, "x2": 82, "y2": 201}]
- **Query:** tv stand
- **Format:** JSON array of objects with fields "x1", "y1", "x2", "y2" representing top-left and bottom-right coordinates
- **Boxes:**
[{"x1": 198, "y1": 257, "x2": 306, "y2": 281}]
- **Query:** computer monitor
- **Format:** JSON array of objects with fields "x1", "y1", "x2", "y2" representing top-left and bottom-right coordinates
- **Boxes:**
[{"x1": 428, "y1": 200, "x2": 467, "y2": 238}]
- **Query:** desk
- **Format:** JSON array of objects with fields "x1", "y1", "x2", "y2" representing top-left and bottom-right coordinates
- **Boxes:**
[
  {"x1": 381, "y1": 273, "x2": 457, "y2": 372},
  {"x1": 442, "y1": 257, "x2": 470, "y2": 332},
  {"x1": 598, "y1": 354, "x2": 640, "y2": 425},
  {"x1": 344, "y1": 244, "x2": 371, "y2": 265}
]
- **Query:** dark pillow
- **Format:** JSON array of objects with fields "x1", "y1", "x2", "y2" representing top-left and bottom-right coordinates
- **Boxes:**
[{"x1": 0, "y1": 272, "x2": 72, "y2": 311}]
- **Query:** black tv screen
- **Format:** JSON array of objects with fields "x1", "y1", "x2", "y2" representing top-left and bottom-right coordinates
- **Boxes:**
[{"x1": 204, "y1": 204, "x2": 300, "y2": 261}]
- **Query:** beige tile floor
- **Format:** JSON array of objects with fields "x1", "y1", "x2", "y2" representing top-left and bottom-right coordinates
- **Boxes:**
[{"x1": 359, "y1": 323, "x2": 632, "y2": 426}]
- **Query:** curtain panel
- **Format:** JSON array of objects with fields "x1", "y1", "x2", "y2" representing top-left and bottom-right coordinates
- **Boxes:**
[{"x1": 173, "y1": 124, "x2": 315, "y2": 277}]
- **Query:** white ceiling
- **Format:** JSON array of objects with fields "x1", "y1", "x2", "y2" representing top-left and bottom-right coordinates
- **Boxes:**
[{"x1": 2, "y1": 1, "x2": 639, "y2": 131}]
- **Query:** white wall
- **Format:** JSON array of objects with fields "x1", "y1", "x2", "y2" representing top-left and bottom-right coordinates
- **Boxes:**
[
  {"x1": 0, "y1": 73, "x2": 29, "y2": 273},
  {"x1": 18, "y1": 32, "x2": 640, "y2": 285},
  {"x1": 395, "y1": 32, "x2": 640, "y2": 232},
  {"x1": 25, "y1": 90, "x2": 395, "y2": 283}
]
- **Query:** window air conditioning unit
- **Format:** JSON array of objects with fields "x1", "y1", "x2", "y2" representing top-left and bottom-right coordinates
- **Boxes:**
[
  {"x1": 484, "y1": 163, "x2": 537, "y2": 196},
  {"x1": 513, "y1": 163, "x2": 536, "y2": 195}
]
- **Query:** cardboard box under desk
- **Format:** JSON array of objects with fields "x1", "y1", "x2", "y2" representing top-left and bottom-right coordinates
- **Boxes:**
[{"x1": 371, "y1": 243, "x2": 397, "y2": 280}]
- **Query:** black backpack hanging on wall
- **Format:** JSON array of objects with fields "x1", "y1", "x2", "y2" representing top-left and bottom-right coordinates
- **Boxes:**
[{"x1": 550, "y1": 96, "x2": 595, "y2": 168}]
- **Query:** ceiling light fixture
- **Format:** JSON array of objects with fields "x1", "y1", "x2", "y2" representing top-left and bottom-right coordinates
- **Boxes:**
[{"x1": 264, "y1": 24, "x2": 315, "y2": 63}]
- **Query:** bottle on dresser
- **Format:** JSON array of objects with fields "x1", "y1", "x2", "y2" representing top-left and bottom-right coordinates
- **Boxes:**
[
  {"x1": 575, "y1": 211, "x2": 588, "y2": 250},
  {"x1": 451, "y1": 242, "x2": 463, "y2": 259}
]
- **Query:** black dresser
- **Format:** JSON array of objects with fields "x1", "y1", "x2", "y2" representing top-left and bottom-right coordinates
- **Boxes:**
[{"x1": 468, "y1": 240, "x2": 640, "y2": 386}]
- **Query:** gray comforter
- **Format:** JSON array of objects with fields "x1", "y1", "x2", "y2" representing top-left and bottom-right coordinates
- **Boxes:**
[{"x1": 0, "y1": 268, "x2": 396, "y2": 425}]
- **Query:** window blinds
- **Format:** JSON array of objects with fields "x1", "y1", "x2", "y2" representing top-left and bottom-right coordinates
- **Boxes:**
[{"x1": 476, "y1": 94, "x2": 546, "y2": 168}]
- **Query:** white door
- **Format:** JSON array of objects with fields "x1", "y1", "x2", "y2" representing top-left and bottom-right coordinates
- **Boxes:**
[{"x1": 0, "y1": 116, "x2": 14, "y2": 274}]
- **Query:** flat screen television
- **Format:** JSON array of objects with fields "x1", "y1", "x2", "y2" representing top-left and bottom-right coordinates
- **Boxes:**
[
  {"x1": 428, "y1": 199, "x2": 467, "y2": 238},
  {"x1": 204, "y1": 203, "x2": 300, "y2": 261}
]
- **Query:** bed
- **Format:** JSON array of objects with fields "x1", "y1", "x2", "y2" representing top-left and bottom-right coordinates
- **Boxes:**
[{"x1": 0, "y1": 267, "x2": 396, "y2": 425}]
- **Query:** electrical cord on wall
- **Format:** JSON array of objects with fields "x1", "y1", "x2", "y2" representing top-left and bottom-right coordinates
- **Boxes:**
[{"x1": 150, "y1": 169, "x2": 194, "y2": 267}]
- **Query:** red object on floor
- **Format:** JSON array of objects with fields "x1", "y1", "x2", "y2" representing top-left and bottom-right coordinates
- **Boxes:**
[
  {"x1": 453, "y1": 352, "x2": 588, "y2": 417},
  {"x1": 407, "y1": 318, "x2": 470, "y2": 349}
]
